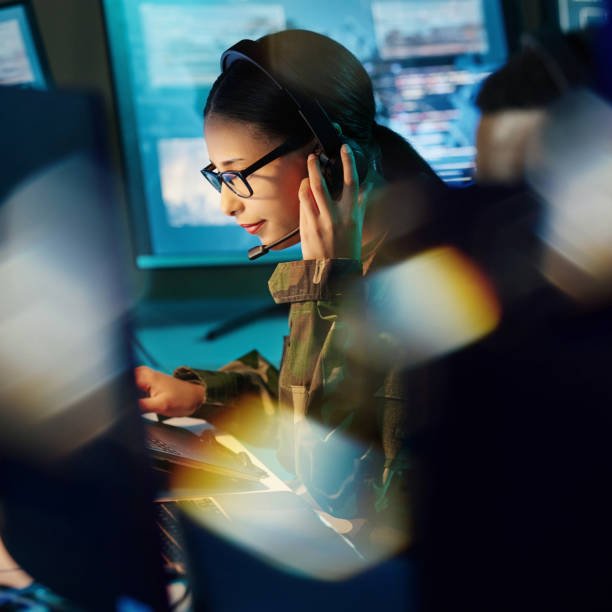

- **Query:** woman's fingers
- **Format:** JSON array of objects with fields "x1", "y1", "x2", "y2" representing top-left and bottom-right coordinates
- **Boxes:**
[
  {"x1": 341, "y1": 143, "x2": 356, "y2": 182},
  {"x1": 307, "y1": 154, "x2": 333, "y2": 227},
  {"x1": 338, "y1": 143, "x2": 359, "y2": 216},
  {"x1": 134, "y1": 365, "x2": 152, "y2": 392},
  {"x1": 138, "y1": 394, "x2": 168, "y2": 414},
  {"x1": 299, "y1": 146, "x2": 361, "y2": 259},
  {"x1": 341, "y1": 144, "x2": 358, "y2": 196},
  {"x1": 299, "y1": 175, "x2": 332, "y2": 259},
  {"x1": 299, "y1": 177, "x2": 319, "y2": 259},
  {"x1": 133, "y1": 367, "x2": 205, "y2": 416},
  {"x1": 299, "y1": 177, "x2": 316, "y2": 226},
  {"x1": 307, "y1": 154, "x2": 330, "y2": 202}
]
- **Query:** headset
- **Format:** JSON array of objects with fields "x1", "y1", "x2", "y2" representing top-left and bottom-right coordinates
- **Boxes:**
[{"x1": 219, "y1": 39, "x2": 370, "y2": 259}]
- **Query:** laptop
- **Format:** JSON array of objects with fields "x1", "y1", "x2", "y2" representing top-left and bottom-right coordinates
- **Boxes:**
[{"x1": 145, "y1": 419, "x2": 266, "y2": 483}]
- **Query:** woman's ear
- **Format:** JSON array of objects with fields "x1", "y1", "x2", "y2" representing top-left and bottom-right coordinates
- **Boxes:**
[{"x1": 331, "y1": 122, "x2": 343, "y2": 135}]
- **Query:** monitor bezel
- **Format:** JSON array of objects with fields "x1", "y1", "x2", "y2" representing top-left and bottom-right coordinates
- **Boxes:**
[{"x1": 0, "y1": 0, "x2": 53, "y2": 90}]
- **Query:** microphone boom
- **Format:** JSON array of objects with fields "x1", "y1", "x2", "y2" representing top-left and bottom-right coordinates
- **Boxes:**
[{"x1": 247, "y1": 227, "x2": 300, "y2": 261}]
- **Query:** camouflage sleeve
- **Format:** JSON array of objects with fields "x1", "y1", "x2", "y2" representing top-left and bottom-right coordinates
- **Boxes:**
[
  {"x1": 173, "y1": 349, "x2": 280, "y2": 446},
  {"x1": 268, "y1": 258, "x2": 362, "y2": 305}
]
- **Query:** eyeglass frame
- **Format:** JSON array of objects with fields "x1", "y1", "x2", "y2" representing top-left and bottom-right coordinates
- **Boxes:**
[{"x1": 201, "y1": 134, "x2": 312, "y2": 198}]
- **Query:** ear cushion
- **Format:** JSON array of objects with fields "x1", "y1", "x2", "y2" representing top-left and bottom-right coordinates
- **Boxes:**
[{"x1": 321, "y1": 137, "x2": 369, "y2": 199}]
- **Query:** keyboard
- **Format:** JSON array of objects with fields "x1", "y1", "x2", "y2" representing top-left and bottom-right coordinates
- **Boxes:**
[
  {"x1": 155, "y1": 498, "x2": 227, "y2": 575},
  {"x1": 146, "y1": 421, "x2": 266, "y2": 481}
]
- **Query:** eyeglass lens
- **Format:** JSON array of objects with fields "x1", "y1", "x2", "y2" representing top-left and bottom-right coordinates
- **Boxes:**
[
  {"x1": 221, "y1": 172, "x2": 251, "y2": 197},
  {"x1": 203, "y1": 170, "x2": 251, "y2": 197}
]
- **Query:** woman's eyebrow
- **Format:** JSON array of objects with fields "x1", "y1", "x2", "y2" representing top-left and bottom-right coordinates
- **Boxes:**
[{"x1": 216, "y1": 157, "x2": 245, "y2": 167}]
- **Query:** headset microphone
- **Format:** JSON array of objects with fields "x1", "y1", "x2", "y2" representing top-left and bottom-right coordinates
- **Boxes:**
[{"x1": 247, "y1": 227, "x2": 300, "y2": 261}]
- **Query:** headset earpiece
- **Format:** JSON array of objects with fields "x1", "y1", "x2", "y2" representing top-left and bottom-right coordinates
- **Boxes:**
[{"x1": 320, "y1": 137, "x2": 369, "y2": 199}]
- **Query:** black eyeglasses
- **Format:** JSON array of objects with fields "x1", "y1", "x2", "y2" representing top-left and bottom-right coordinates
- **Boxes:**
[{"x1": 201, "y1": 135, "x2": 310, "y2": 198}]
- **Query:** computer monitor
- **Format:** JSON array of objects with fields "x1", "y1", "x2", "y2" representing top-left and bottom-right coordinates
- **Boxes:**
[
  {"x1": 372, "y1": 0, "x2": 490, "y2": 58},
  {"x1": 558, "y1": 0, "x2": 609, "y2": 32},
  {"x1": 102, "y1": 0, "x2": 507, "y2": 268},
  {"x1": 0, "y1": 1, "x2": 50, "y2": 89}
]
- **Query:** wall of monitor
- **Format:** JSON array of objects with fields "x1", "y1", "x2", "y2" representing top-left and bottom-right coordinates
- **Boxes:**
[{"x1": 0, "y1": 0, "x2": 606, "y2": 301}]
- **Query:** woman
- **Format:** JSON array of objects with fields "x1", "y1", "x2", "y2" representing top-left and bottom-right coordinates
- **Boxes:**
[{"x1": 136, "y1": 30, "x2": 440, "y2": 556}]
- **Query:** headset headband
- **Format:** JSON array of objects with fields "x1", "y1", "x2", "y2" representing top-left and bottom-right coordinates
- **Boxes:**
[{"x1": 220, "y1": 39, "x2": 342, "y2": 159}]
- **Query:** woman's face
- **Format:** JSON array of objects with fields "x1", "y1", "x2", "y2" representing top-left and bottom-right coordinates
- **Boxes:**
[{"x1": 204, "y1": 113, "x2": 310, "y2": 249}]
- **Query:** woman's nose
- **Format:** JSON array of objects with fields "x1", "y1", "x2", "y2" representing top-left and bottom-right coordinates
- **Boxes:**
[{"x1": 219, "y1": 185, "x2": 244, "y2": 217}]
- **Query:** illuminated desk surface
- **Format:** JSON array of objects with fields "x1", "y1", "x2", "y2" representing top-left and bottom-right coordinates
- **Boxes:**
[{"x1": 146, "y1": 414, "x2": 293, "y2": 494}]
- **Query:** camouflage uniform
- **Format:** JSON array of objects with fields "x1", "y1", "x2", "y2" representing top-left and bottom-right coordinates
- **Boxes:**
[{"x1": 175, "y1": 257, "x2": 418, "y2": 547}]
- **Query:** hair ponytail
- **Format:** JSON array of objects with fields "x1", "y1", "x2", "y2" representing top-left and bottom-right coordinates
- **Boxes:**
[{"x1": 373, "y1": 123, "x2": 444, "y2": 187}]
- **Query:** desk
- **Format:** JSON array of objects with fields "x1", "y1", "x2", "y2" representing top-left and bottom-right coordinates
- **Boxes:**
[
  {"x1": 133, "y1": 298, "x2": 289, "y2": 374},
  {"x1": 148, "y1": 414, "x2": 292, "y2": 495}
]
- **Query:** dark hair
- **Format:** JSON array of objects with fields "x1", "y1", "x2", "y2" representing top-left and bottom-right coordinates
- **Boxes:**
[
  {"x1": 204, "y1": 29, "x2": 440, "y2": 184},
  {"x1": 476, "y1": 30, "x2": 593, "y2": 113}
]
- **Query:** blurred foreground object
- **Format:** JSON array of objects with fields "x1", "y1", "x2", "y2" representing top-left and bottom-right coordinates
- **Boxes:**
[
  {"x1": 0, "y1": 87, "x2": 169, "y2": 611},
  {"x1": 527, "y1": 89, "x2": 612, "y2": 303},
  {"x1": 342, "y1": 37, "x2": 612, "y2": 606},
  {"x1": 0, "y1": 154, "x2": 128, "y2": 459},
  {"x1": 349, "y1": 245, "x2": 502, "y2": 370}
]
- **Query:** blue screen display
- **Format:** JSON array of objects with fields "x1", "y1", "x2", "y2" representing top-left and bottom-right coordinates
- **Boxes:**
[
  {"x1": 0, "y1": 4, "x2": 47, "y2": 90},
  {"x1": 558, "y1": 0, "x2": 608, "y2": 32},
  {"x1": 102, "y1": 0, "x2": 507, "y2": 267}
]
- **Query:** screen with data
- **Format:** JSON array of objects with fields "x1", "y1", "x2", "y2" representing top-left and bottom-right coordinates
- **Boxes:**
[
  {"x1": 0, "y1": 3, "x2": 48, "y2": 89},
  {"x1": 102, "y1": 0, "x2": 507, "y2": 267},
  {"x1": 558, "y1": 0, "x2": 608, "y2": 31}
]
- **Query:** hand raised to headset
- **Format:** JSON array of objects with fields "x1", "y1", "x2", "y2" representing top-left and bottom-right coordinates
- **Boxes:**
[
  {"x1": 134, "y1": 366, "x2": 205, "y2": 417},
  {"x1": 299, "y1": 144, "x2": 363, "y2": 261}
]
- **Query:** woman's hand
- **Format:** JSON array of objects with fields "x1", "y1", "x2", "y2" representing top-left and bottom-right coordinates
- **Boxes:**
[
  {"x1": 134, "y1": 366, "x2": 205, "y2": 417},
  {"x1": 299, "y1": 144, "x2": 363, "y2": 260}
]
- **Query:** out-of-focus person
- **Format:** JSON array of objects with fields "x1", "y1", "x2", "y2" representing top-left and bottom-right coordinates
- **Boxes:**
[
  {"x1": 474, "y1": 29, "x2": 594, "y2": 186},
  {"x1": 409, "y1": 25, "x2": 612, "y2": 612},
  {"x1": 349, "y1": 20, "x2": 612, "y2": 611}
]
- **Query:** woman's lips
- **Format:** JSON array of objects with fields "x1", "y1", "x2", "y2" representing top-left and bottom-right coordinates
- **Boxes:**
[{"x1": 240, "y1": 221, "x2": 265, "y2": 235}]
